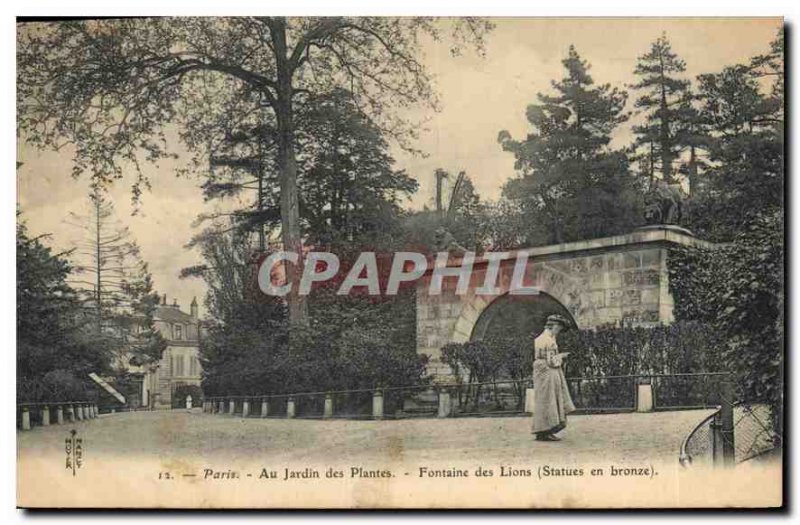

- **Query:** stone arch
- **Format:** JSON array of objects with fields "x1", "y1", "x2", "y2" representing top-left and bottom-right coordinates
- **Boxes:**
[
  {"x1": 468, "y1": 291, "x2": 575, "y2": 342},
  {"x1": 447, "y1": 261, "x2": 587, "y2": 345}
]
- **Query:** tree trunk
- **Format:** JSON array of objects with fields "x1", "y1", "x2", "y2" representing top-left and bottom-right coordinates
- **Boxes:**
[
  {"x1": 688, "y1": 145, "x2": 698, "y2": 196},
  {"x1": 659, "y1": 74, "x2": 673, "y2": 183},
  {"x1": 273, "y1": 19, "x2": 308, "y2": 326}
]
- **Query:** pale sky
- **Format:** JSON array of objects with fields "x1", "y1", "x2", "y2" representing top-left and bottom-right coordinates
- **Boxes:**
[{"x1": 16, "y1": 17, "x2": 782, "y2": 315}]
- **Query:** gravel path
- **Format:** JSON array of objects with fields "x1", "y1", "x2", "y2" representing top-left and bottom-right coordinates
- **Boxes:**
[{"x1": 18, "y1": 408, "x2": 713, "y2": 465}]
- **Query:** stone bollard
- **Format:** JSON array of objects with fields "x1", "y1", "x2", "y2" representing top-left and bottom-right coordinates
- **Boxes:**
[
  {"x1": 524, "y1": 388, "x2": 535, "y2": 414},
  {"x1": 242, "y1": 399, "x2": 250, "y2": 418},
  {"x1": 636, "y1": 383, "x2": 654, "y2": 413},
  {"x1": 372, "y1": 390, "x2": 384, "y2": 420},
  {"x1": 260, "y1": 399, "x2": 269, "y2": 418},
  {"x1": 21, "y1": 407, "x2": 31, "y2": 431},
  {"x1": 56, "y1": 406, "x2": 64, "y2": 425},
  {"x1": 42, "y1": 405, "x2": 51, "y2": 426},
  {"x1": 76, "y1": 404, "x2": 84, "y2": 421},
  {"x1": 228, "y1": 399, "x2": 235, "y2": 415},
  {"x1": 286, "y1": 397, "x2": 296, "y2": 419},
  {"x1": 87, "y1": 404, "x2": 94, "y2": 419},
  {"x1": 323, "y1": 394, "x2": 334, "y2": 419},
  {"x1": 68, "y1": 405, "x2": 76, "y2": 423},
  {"x1": 218, "y1": 400, "x2": 225, "y2": 414},
  {"x1": 437, "y1": 389, "x2": 452, "y2": 418}
]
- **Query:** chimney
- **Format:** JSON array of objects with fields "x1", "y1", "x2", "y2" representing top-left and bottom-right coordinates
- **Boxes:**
[{"x1": 190, "y1": 297, "x2": 198, "y2": 319}]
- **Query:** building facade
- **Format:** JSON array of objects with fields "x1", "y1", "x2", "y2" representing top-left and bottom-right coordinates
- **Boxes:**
[{"x1": 140, "y1": 296, "x2": 203, "y2": 409}]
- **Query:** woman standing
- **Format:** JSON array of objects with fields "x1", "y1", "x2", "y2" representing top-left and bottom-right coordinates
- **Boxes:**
[{"x1": 532, "y1": 314, "x2": 575, "y2": 441}]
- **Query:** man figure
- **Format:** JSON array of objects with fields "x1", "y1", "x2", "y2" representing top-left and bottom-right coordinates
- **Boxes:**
[{"x1": 532, "y1": 314, "x2": 576, "y2": 441}]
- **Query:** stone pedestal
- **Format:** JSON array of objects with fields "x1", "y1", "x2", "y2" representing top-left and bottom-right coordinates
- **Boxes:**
[
  {"x1": 286, "y1": 397, "x2": 296, "y2": 418},
  {"x1": 437, "y1": 390, "x2": 452, "y2": 418},
  {"x1": 21, "y1": 407, "x2": 31, "y2": 430},
  {"x1": 636, "y1": 384, "x2": 654, "y2": 412},
  {"x1": 228, "y1": 400, "x2": 235, "y2": 415},
  {"x1": 524, "y1": 388, "x2": 535, "y2": 414},
  {"x1": 261, "y1": 400, "x2": 269, "y2": 418},
  {"x1": 323, "y1": 395, "x2": 334, "y2": 419},
  {"x1": 372, "y1": 391, "x2": 384, "y2": 420},
  {"x1": 41, "y1": 406, "x2": 50, "y2": 426},
  {"x1": 76, "y1": 405, "x2": 84, "y2": 421},
  {"x1": 67, "y1": 405, "x2": 76, "y2": 423},
  {"x1": 56, "y1": 406, "x2": 64, "y2": 425},
  {"x1": 218, "y1": 400, "x2": 224, "y2": 414},
  {"x1": 242, "y1": 400, "x2": 250, "y2": 417}
]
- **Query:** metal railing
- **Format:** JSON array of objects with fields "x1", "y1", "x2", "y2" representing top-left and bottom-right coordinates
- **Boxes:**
[
  {"x1": 680, "y1": 399, "x2": 781, "y2": 468},
  {"x1": 17, "y1": 401, "x2": 100, "y2": 431},
  {"x1": 204, "y1": 372, "x2": 730, "y2": 420},
  {"x1": 679, "y1": 373, "x2": 782, "y2": 468}
]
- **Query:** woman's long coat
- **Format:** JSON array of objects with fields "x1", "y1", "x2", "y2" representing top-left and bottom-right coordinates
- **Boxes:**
[{"x1": 532, "y1": 329, "x2": 575, "y2": 434}]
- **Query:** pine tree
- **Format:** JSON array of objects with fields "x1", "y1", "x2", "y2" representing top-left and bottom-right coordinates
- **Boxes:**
[
  {"x1": 499, "y1": 45, "x2": 638, "y2": 245},
  {"x1": 65, "y1": 189, "x2": 166, "y2": 371},
  {"x1": 631, "y1": 33, "x2": 695, "y2": 184},
  {"x1": 688, "y1": 30, "x2": 784, "y2": 240},
  {"x1": 17, "y1": 216, "x2": 111, "y2": 401}
]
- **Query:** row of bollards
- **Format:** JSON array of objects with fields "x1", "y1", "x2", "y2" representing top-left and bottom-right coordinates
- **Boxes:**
[
  {"x1": 202, "y1": 391, "x2": 392, "y2": 420},
  {"x1": 18, "y1": 402, "x2": 99, "y2": 431},
  {"x1": 202, "y1": 388, "x2": 463, "y2": 420}
]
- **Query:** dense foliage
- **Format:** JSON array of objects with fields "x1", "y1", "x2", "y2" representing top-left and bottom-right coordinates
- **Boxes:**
[
  {"x1": 441, "y1": 334, "x2": 533, "y2": 410},
  {"x1": 499, "y1": 45, "x2": 641, "y2": 245},
  {"x1": 17, "y1": 219, "x2": 108, "y2": 402},
  {"x1": 668, "y1": 211, "x2": 783, "y2": 427},
  {"x1": 559, "y1": 321, "x2": 718, "y2": 378},
  {"x1": 192, "y1": 228, "x2": 428, "y2": 398}
]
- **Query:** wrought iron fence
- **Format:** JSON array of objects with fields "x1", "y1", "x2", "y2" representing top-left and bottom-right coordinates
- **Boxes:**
[
  {"x1": 733, "y1": 403, "x2": 780, "y2": 463},
  {"x1": 679, "y1": 378, "x2": 781, "y2": 468}
]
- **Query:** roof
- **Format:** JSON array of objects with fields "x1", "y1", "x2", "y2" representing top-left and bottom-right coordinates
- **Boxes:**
[{"x1": 155, "y1": 305, "x2": 197, "y2": 324}]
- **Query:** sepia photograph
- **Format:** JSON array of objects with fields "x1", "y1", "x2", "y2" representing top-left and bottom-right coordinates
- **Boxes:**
[{"x1": 14, "y1": 13, "x2": 785, "y2": 509}]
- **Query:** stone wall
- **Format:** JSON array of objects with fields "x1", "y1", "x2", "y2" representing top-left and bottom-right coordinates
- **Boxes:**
[{"x1": 415, "y1": 226, "x2": 714, "y2": 377}]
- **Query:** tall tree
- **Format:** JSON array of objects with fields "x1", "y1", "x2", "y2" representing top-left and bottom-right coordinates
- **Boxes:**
[
  {"x1": 687, "y1": 30, "x2": 784, "y2": 240},
  {"x1": 17, "y1": 217, "x2": 110, "y2": 401},
  {"x1": 194, "y1": 88, "x2": 418, "y2": 259},
  {"x1": 631, "y1": 33, "x2": 695, "y2": 183},
  {"x1": 66, "y1": 190, "x2": 166, "y2": 370},
  {"x1": 18, "y1": 17, "x2": 492, "y2": 325},
  {"x1": 499, "y1": 45, "x2": 639, "y2": 245}
]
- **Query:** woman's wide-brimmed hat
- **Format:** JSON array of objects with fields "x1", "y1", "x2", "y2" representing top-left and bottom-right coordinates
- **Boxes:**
[{"x1": 545, "y1": 314, "x2": 572, "y2": 328}]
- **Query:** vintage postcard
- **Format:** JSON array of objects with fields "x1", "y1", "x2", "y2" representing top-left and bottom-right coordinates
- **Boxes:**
[{"x1": 16, "y1": 16, "x2": 784, "y2": 509}]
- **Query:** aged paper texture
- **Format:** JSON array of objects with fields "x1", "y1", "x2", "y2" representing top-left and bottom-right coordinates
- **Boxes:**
[{"x1": 16, "y1": 16, "x2": 784, "y2": 509}]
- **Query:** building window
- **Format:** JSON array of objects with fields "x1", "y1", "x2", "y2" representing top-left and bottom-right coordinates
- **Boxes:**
[{"x1": 173, "y1": 324, "x2": 182, "y2": 340}]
